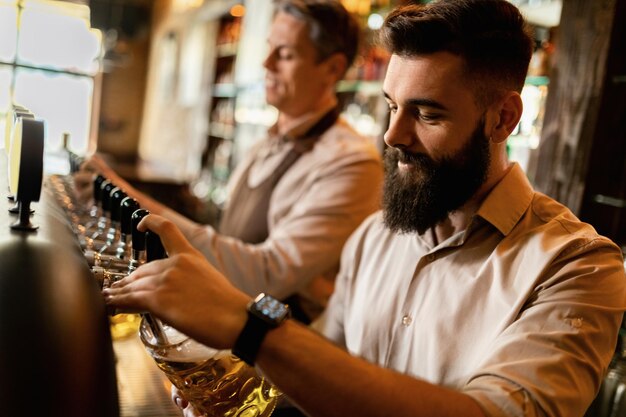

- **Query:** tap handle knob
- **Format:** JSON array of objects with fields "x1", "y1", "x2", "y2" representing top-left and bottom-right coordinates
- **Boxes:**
[
  {"x1": 131, "y1": 209, "x2": 150, "y2": 251},
  {"x1": 93, "y1": 175, "x2": 105, "y2": 202},
  {"x1": 110, "y1": 188, "x2": 127, "y2": 222},
  {"x1": 101, "y1": 182, "x2": 116, "y2": 215},
  {"x1": 120, "y1": 197, "x2": 140, "y2": 235},
  {"x1": 146, "y1": 230, "x2": 166, "y2": 262}
]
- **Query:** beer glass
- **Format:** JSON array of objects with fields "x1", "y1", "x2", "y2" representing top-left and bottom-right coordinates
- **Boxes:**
[{"x1": 139, "y1": 318, "x2": 281, "y2": 417}]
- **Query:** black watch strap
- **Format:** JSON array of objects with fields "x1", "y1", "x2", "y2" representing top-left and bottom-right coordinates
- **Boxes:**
[
  {"x1": 232, "y1": 293, "x2": 290, "y2": 366},
  {"x1": 233, "y1": 313, "x2": 272, "y2": 366}
]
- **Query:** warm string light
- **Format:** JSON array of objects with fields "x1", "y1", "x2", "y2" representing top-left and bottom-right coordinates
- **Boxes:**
[
  {"x1": 341, "y1": 0, "x2": 370, "y2": 15},
  {"x1": 342, "y1": 0, "x2": 391, "y2": 14},
  {"x1": 341, "y1": 0, "x2": 392, "y2": 29},
  {"x1": 230, "y1": 4, "x2": 245, "y2": 18},
  {"x1": 173, "y1": 0, "x2": 203, "y2": 13}
]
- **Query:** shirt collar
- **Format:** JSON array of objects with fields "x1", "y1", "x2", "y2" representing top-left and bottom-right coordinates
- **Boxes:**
[
  {"x1": 268, "y1": 97, "x2": 338, "y2": 141},
  {"x1": 476, "y1": 163, "x2": 534, "y2": 236}
]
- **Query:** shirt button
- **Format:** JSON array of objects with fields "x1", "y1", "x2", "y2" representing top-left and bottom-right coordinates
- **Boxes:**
[{"x1": 401, "y1": 314, "x2": 412, "y2": 327}]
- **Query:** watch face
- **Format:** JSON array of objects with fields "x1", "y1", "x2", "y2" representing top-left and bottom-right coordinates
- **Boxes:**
[{"x1": 253, "y1": 294, "x2": 290, "y2": 322}]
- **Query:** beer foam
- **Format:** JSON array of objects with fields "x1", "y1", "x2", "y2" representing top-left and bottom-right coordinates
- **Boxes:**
[{"x1": 146, "y1": 324, "x2": 225, "y2": 362}]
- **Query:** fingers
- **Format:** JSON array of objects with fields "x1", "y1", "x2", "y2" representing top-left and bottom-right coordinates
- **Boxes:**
[
  {"x1": 105, "y1": 259, "x2": 170, "y2": 295},
  {"x1": 102, "y1": 261, "x2": 167, "y2": 310},
  {"x1": 73, "y1": 170, "x2": 95, "y2": 186},
  {"x1": 89, "y1": 154, "x2": 111, "y2": 172},
  {"x1": 173, "y1": 380, "x2": 208, "y2": 417},
  {"x1": 184, "y1": 407, "x2": 206, "y2": 417},
  {"x1": 102, "y1": 287, "x2": 149, "y2": 312},
  {"x1": 79, "y1": 157, "x2": 97, "y2": 173},
  {"x1": 137, "y1": 215, "x2": 196, "y2": 255},
  {"x1": 72, "y1": 171, "x2": 95, "y2": 203},
  {"x1": 171, "y1": 386, "x2": 189, "y2": 410}
]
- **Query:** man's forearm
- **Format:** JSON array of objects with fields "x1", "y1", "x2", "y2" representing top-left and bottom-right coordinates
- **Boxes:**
[{"x1": 256, "y1": 321, "x2": 487, "y2": 417}]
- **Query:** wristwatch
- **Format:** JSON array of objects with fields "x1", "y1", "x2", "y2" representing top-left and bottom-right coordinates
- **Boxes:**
[{"x1": 233, "y1": 293, "x2": 291, "y2": 366}]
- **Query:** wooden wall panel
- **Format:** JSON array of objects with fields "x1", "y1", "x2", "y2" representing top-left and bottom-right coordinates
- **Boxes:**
[{"x1": 530, "y1": 0, "x2": 618, "y2": 215}]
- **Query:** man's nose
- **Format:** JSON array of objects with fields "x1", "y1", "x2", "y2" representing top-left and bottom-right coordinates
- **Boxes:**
[
  {"x1": 383, "y1": 111, "x2": 415, "y2": 149},
  {"x1": 263, "y1": 51, "x2": 276, "y2": 70}
]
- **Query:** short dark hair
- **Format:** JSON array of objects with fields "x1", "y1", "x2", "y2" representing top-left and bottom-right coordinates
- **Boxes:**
[
  {"x1": 380, "y1": 0, "x2": 533, "y2": 107},
  {"x1": 275, "y1": 0, "x2": 361, "y2": 69}
]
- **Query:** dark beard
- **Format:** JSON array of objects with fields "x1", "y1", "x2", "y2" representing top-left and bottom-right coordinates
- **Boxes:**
[{"x1": 382, "y1": 118, "x2": 491, "y2": 234}]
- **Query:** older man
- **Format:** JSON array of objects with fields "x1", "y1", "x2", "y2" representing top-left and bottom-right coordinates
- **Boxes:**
[{"x1": 83, "y1": 0, "x2": 382, "y2": 322}]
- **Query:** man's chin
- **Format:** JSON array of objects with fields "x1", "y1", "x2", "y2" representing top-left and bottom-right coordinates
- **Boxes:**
[{"x1": 264, "y1": 94, "x2": 283, "y2": 109}]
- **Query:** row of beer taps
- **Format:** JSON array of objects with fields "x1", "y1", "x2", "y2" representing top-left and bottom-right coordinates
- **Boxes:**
[{"x1": 48, "y1": 172, "x2": 170, "y2": 343}]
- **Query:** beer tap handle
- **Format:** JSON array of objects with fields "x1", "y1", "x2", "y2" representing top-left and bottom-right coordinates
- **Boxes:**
[
  {"x1": 98, "y1": 179, "x2": 111, "y2": 208},
  {"x1": 110, "y1": 188, "x2": 127, "y2": 224},
  {"x1": 100, "y1": 182, "x2": 116, "y2": 219},
  {"x1": 144, "y1": 229, "x2": 169, "y2": 344},
  {"x1": 93, "y1": 175, "x2": 105, "y2": 205},
  {"x1": 146, "y1": 230, "x2": 167, "y2": 262},
  {"x1": 95, "y1": 187, "x2": 128, "y2": 254},
  {"x1": 131, "y1": 209, "x2": 150, "y2": 252},
  {"x1": 81, "y1": 176, "x2": 106, "y2": 230},
  {"x1": 120, "y1": 198, "x2": 140, "y2": 236}
]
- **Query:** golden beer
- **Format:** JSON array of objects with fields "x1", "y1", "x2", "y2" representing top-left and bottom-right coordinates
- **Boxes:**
[
  {"x1": 140, "y1": 319, "x2": 281, "y2": 417},
  {"x1": 109, "y1": 313, "x2": 142, "y2": 340}
]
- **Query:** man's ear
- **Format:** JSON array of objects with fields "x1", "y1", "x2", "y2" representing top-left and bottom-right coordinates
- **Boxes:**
[
  {"x1": 324, "y1": 53, "x2": 348, "y2": 84},
  {"x1": 488, "y1": 91, "x2": 523, "y2": 144}
]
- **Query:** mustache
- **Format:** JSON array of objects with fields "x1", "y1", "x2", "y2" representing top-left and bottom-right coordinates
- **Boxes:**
[{"x1": 385, "y1": 147, "x2": 432, "y2": 166}]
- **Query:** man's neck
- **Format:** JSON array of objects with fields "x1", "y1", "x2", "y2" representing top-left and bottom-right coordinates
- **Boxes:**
[
  {"x1": 431, "y1": 162, "x2": 513, "y2": 244},
  {"x1": 276, "y1": 94, "x2": 337, "y2": 136}
]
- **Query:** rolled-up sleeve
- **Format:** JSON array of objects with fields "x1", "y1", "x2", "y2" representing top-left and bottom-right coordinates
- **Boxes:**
[{"x1": 463, "y1": 240, "x2": 626, "y2": 417}]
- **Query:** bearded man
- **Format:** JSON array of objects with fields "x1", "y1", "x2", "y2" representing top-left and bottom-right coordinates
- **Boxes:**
[{"x1": 105, "y1": 1, "x2": 626, "y2": 416}]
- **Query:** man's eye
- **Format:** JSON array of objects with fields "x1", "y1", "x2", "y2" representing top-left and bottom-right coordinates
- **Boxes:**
[
  {"x1": 388, "y1": 105, "x2": 397, "y2": 113},
  {"x1": 278, "y1": 48, "x2": 293, "y2": 59},
  {"x1": 415, "y1": 111, "x2": 440, "y2": 122}
]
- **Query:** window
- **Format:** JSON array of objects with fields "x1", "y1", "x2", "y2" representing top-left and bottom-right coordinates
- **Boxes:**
[{"x1": 0, "y1": 0, "x2": 101, "y2": 173}]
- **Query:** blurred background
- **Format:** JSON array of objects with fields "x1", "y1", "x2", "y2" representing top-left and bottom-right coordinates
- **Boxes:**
[{"x1": 1, "y1": 0, "x2": 625, "y2": 248}]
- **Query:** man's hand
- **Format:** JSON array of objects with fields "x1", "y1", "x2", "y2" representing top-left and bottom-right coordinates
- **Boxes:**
[
  {"x1": 102, "y1": 214, "x2": 251, "y2": 349},
  {"x1": 73, "y1": 154, "x2": 118, "y2": 204},
  {"x1": 171, "y1": 386, "x2": 206, "y2": 417},
  {"x1": 73, "y1": 169, "x2": 96, "y2": 205}
]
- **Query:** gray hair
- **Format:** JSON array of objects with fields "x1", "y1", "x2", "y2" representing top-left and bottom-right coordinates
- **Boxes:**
[{"x1": 274, "y1": 0, "x2": 361, "y2": 68}]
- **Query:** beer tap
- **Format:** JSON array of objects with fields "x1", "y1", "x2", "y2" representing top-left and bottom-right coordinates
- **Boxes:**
[
  {"x1": 92, "y1": 208, "x2": 149, "y2": 289},
  {"x1": 59, "y1": 174, "x2": 106, "y2": 243},
  {"x1": 116, "y1": 197, "x2": 140, "y2": 260},
  {"x1": 84, "y1": 197, "x2": 139, "y2": 271},
  {"x1": 97, "y1": 187, "x2": 128, "y2": 255},
  {"x1": 143, "y1": 229, "x2": 169, "y2": 344},
  {"x1": 84, "y1": 178, "x2": 111, "y2": 235},
  {"x1": 47, "y1": 172, "x2": 103, "y2": 229},
  {"x1": 84, "y1": 180, "x2": 116, "y2": 249},
  {"x1": 82, "y1": 174, "x2": 106, "y2": 229},
  {"x1": 129, "y1": 208, "x2": 149, "y2": 273}
]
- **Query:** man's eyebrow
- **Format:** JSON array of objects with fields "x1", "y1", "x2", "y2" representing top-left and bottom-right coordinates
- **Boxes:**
[
  {"x1": 382, "y1": 91, "x2": 448, "y2": 111},
  {"x1": 407, "y1": 98, "x2": 448, "y2": 111}
]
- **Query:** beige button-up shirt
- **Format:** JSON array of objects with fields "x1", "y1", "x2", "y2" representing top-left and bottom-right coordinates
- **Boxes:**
[{"x1": 320, "y1": 163, "x2": 626, "y2": 417}]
